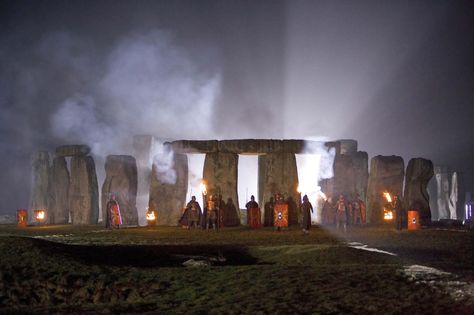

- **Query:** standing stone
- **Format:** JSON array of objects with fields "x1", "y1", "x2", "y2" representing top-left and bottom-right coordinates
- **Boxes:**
[
  {"x1": 203, "y1": 152, "x2": 240, "y2": 224},
  {"x1": 48, "y1": 156, "x2": 70, "y2": 224},
  {"x1": 149, "y1": 149, "x2": 188, "y2": 225},
  {"x1": 259, "y1": 153, "x2": 299, "y2": 226},
  {"x1": 428, "y1": 166, "x2": 451, "y2": 220},
  {"x1": 366, "y1": 155, "x2": 404, "y2": 224},
  {"x1": 332, "y1": 154, "x2": 355, "y2": 198},
  {"x1": 133, "y1": 135, "x2": 154, "y2": 226},
  {"x1": 351, "y1": 151, "x2": 369, "y2": 202},
  {"x1": 29, "y1": 151, "x2": 51, "y2": 223},
  {"x1": 69, "y1": 156, "x2": 99, "y2": 225},
  {"x1": 403, "y1": 158, "x2": 434, "y2": 225},
  {"x1": 101, "y1": 155, "x2": 138, "y2": 226}
]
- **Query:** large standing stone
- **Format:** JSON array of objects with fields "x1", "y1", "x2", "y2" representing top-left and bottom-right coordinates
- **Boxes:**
[
  {"x1": 259, "y1": 153, "x2": 299, "y2": 225},
  {"x1": 133, "y1": 135, "x2": 155, "y2": 226},
  {"x1": 29, "y1": 151, "x2": 50, "y2": 223},
  {"x1": 48, "y1": 156, "x2": 70, "y2": 224},
  {"x1": 404, "y1": 158, "x2": 434, "y2": 225},
  {"x1": 351, "y1": 151, "x2": 369, "y2": 202},
  {"x1": 203, "y1": 152, "x2": 240, "y2": 223},
  {"x1": 69, "y1": 156, "x2": 99, "y2": 225},
  {"x1": 427, "y1": 167, "x2": 465, "y2": 221},
  {"x1": 149, "y1": 150, "x2": 188, "y2": 225},
  {"x1": 366, "y1": 155, "x2": 404, "y2": 224},
  {"x1": 101, "y1": 155, "x2": 138, "y2": 226},
  {"x1": 332, "y1": 154, "x2": 355, "y2": 198}
]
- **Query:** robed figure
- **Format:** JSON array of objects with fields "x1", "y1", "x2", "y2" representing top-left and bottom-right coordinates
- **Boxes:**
[
  {"x1": 350, "y1": 194, "x2": 366, "y2": 225},
  {"x1": 300, "y1": 195, "x2": 313, "y2": 233},
  {"x1": 179, "y1": 196, "x2": 202, "y2": 228},
  {"x1": 246, "y1": 195, "x2": 261, "y2": 228},
  {"x1": 264, "y1": 197, "x2": 275, "y2": 227}
]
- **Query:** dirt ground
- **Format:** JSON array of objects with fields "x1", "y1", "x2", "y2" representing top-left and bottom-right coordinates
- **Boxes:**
[{"x1": 0, "y1": 224, "x2": 472, "y2": 314}]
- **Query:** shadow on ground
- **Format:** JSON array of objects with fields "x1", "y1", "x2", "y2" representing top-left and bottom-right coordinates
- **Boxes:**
[{"x1": 29, "y1": 237, "x2": 259, "y2": 267}]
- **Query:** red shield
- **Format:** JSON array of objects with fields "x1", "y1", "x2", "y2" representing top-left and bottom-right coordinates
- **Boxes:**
[
  {"x1": 249, "y1": 208, "x2": 262, "y2": 228},
  {"x1": 274, "y1": 204, "x2": 288, "y2": 228}
]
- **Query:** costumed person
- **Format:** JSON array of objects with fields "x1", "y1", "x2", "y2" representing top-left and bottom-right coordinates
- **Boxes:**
[
  {"x1": 300, "y1": 195, "x2": 313, "y2": 234},
  {"x1": 264, "y1": 197, "x2": 275, "y2": 227},
  {"x1": 179, "y1": 196, "x2": 202, "y2": 229},
  {"x1": 321, "y1": 197, "x2": 333, "y2": 226},
  {"x1": 245, "y1": 195, "x2": 260, "y2": 228},
  {"x1": 106, "y1": 193, "x2": 122, "y2": 229},
  {"x1": 217, "y1": 194, "x2": 225, "y2": 228},
  {"x1": 335, "y1": 194, "x2": 347, "y2": 232},
  {"x1": 206, "y1": 195, "x2": 218, "y2": 230},
  {"x1": 351, "y1": 194, "x2": 366, "y2": 225},
  {"x1": 393, "y1": 195, "x2": 404, "y2": 231}
]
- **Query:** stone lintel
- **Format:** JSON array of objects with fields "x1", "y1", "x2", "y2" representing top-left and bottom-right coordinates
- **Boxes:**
[{"x1": 56, "y1": 145, "x2": 91, "y2": 157}]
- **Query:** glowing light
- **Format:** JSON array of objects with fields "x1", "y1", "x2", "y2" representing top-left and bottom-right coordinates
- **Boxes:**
[
  {"x1": 318, "y1": 190, "x2": 327, "y2": 201},
  {"x1": 34, "y1": 210, "x2": 46, "y2": 222},
  {"x1": 146, "y1": 211, "x2": 156, "y2": 221},
  {"x1": 200, "y1": 181, "x2": 207, "y2": 195},
  {"x1": 384, "y1": 209, "x2": 393, "y2": 220},
  {"x1": 297, "y1": 185, "x2": 302, "y2": 194},
  {"x1": 383, "y1": 192, "x2": 392, "y2": 203}
]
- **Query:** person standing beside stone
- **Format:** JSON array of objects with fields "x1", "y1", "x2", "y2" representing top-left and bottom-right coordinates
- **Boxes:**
[
  {"x1": 245, "y1": 195, "x2": 260, "y2": 227},
  {"x1": 351, "y1": 194, "x2": 366, "y2": 225},
  {"x1": 300, "y1": 195, "x2": 313, "y2": 234},
  {"x1": 206, "y1": 195, "x2": 218, "y2": 230},
  {"x1": 106, "y1": 193, "x2": 122, "y2": 229},
  {"x1": 264, "y1": 197, "x2": 275, "y2": 227},
  {"x1": 393, "y1": 195, "x2": 404, "y2": 231},
  {"x1": 179, "y1": 196, "x2": 202, "y2": 229},
  {"x1": 335, "y1": 194, "x2": 347, "y2": 232}
]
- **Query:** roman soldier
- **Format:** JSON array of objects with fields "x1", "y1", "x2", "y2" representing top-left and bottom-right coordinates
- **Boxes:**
[{"x1": 300, "y1": 195, "x2": 313, "y2": 234}]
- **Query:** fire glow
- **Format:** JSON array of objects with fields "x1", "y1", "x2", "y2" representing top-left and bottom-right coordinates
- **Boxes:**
[
  {"x1": 383, "y1": 192, "x2": 392, "y2": 203},
  {"x1": 200, "y1": 181, "x2": 207, "y2": 196},
  {"x1": 34, "y1": 209, "x2": 46, "y2": 222}
]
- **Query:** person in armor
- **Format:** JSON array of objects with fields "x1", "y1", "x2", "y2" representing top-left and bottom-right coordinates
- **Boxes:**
[
  {"x1": 335, "y1": 194, "x2": 347, "y2": 232},
  {"x1": 179, "y1": 196, "x2": 202, "y2": 229},
  {"x1": 264, "y1": 197, "x2": 275, "y2": 227},
  {"x1": 351, "y1": 194, "x2": 366, "y2": 225},
  {"x1": 106, "y1": 193, "x2": 122, "y2": 229},
  {"x1": 300, "y1": 195, "x2": 313, "y2": 234},
  {"x1": 245, "y1": 195, "x2": 259, "y2": 226},
  {"x1": 393, "y1": 195, "x2": 404, "y2": 231},
  {"x1": 206, "y1": 195, "x2": 219, "y2": 230}
]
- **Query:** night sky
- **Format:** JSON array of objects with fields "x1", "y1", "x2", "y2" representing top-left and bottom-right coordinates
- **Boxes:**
[{"x1": 0, "y1": 0, "x2": 473, "y2": 215}]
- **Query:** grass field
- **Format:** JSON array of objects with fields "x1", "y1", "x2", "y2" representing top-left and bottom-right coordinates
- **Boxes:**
[{"x1": 0, "y1": 224, "x2": 472, "y2": 314}]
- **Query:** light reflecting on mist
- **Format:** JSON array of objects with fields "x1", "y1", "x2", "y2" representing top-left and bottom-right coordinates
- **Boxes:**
[
  {"x1": 238, "y1": 155, "x2": 259, "y2": 210},
  {"x1": 185, "y1": 154, "x2": 206, "y2": 208},
  {"x1": 295, "y1": 154, "x2": 321, "y2": 223}
]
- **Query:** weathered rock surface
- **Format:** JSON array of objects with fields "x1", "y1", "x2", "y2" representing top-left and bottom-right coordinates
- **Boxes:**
[
  {"x1": 404, "y1": 158, "x2": 434, "y2": 225},
  {"x1": 48, "y1": 156, "x2": 70, "y2": 224},
  {"x1": 29, "y1": 151, "x2": 50, "y2": 223},
  {"x1": 332, "y1": 154, "x2": 355, "y2": 198},
  {"x1": 427, "y1": 167, "x2": 464, "y2": 221},
  {"x1": 259, "y1": 153, "x2": 299, "y2": 225},
  {"x1": 325, "y1": 139, "x2": 358, "y2": 156},
  {"x1": 102, "y1": 155, "x2": 138, "y2": 226},
  {"x1": 366, "y1": 155, "x2": 404, "y2": 224},
  {"x1": 133, "y1": 135, "x2": 155, "y2": 226},
  {"x1": 168, "y1": 139, "x2": 332, "y2": 154},
  {"x1": 55, "y1": 145, "x2": 91, "y2": 157},
  {"x1": 149, "y1": 152, "x2": 188, "y2": 225},
  {"x1": 203, "y1": 152, "x2": 239, "y2": 218},
  {"x1": 352, "y1": 151, "x2": 369, "y2": 201},
  {"x1": 69, "y1": 156, "x2": 99, "y2": 225}
]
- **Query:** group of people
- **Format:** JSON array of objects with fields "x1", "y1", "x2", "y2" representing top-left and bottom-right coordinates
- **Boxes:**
[
  {"x1": 179, "y1": 194, "x2": 240, "y2": 230},
  {"x1": 320, "y1": 194, "x2": 367, "y2": 231}
]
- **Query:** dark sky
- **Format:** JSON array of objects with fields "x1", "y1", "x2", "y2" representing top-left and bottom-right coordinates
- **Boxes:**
[{"x1": 0, "y1": 0, "x2": 473, "y2": 214}]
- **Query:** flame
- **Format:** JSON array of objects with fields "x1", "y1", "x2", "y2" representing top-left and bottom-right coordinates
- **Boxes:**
[
  {"x1": 383, "y1": 192, "x2": 392, "y2": 203},
  {"x1": 297, "y1": 185, "x2": 302, "y2": 193},
  {"x1": 384, "y1": 209, "x2": 393, "y2": 220},
  {"x1": 35, "y1": 210, "x2": 45, "y2": 221},
  {"x1": 146, "y1": 211, "x2": 156, "y2": 221},
  {"x1": 199, "y1": 181, "x2": 207, "y2": 195}
]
